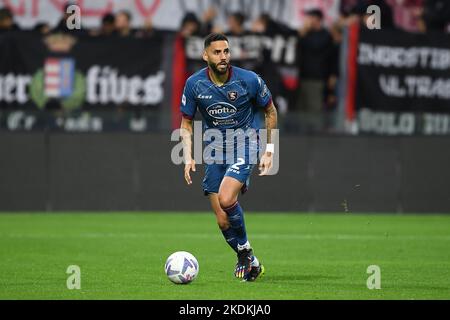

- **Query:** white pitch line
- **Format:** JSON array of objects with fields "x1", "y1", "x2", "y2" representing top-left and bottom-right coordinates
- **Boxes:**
[{"x1": 1, "y1": 233, "x2": 450, "y2": 241}]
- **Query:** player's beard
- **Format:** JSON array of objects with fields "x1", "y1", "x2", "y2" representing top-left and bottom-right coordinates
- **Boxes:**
[{"x1": 208, "y1": 61, "x2": 228, "y2": 76}]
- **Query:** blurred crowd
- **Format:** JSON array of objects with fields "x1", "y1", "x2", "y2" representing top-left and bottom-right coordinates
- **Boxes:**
[
  {"x1": 0, "y1": 3, "x2": 157, "y2": 38},
  {"x1": 1, "y1": 0, "x2": 448, "y2": 40},
  {"x1": 176, "y1": 0, "x2": 450, "y2": 132},
  {"x1": 1, "y1": 0, "x2": 449, "y2": 132}
]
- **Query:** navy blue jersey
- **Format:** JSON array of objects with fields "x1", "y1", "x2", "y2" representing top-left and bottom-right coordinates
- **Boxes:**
[{"x1": 180, "y1": 66, "x2": 272, "y2": 131}]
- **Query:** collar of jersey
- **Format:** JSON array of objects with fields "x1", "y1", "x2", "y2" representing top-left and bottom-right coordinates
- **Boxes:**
[{"x1": 206, "y1": 65, "x2": 233, "y2": 86}]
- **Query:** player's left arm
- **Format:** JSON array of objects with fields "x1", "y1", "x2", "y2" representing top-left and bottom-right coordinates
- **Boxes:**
[{"x1": 259, "y1": 101, "x2": 278, "y2": 176}]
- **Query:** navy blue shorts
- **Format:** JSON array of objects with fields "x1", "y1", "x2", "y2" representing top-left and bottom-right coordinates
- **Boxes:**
[{"x1": 202, "y1": 158, "x2": 255, "y2": 196}]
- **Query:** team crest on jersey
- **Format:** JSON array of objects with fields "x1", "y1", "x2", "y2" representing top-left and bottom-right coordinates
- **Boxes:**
[{"x1": 227, "y1": 91, "x2": 238, "y2": 101}]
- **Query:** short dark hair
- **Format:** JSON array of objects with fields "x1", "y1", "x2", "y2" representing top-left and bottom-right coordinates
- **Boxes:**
[
  {"x1": 117, "y1": 10, "x2": 132, "y2": 22},
  {"x1": 230, "y1": 12, "x2": 245, "y2": 25},
  {"x1": 102, "y1": 13, "x2": 115, "y2": 25},
  {"x1": 304, "y1": 8, "x2": 324, "y2": 20},
  {"x1": 0, "y1": 7, "x2": 13, "y2": 20},
  {"x1": 204, "y1": 33, "x2": 229, "y2": 49},
  {"x1": 181, "y1": 12, "x2": 199, "y2": 27}
]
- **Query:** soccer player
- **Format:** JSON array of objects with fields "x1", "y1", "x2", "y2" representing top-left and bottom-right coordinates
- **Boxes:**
[{"x1": 179, "y1": 33, "x2": 278, "y2": 281}]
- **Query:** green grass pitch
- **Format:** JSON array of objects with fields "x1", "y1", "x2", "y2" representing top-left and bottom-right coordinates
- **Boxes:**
[{"x1": 0, "y1": 212, "x2": 449, "y2": 300}]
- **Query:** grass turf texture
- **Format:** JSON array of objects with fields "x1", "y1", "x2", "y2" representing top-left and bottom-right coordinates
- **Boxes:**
[{"x1": 0, "y1": 213, "x2": 449, "y2": 300}]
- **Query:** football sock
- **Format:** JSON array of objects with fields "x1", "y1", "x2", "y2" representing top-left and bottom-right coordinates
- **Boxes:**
[
  {"x1": 237, "y1": 241, "x2": 251, "y2": 251},
  {"x1": 251, "y1": 255, "x2": 260, "y2": 268},
  {"x1": 222, "y1": 201, "x2": 248, "y2": 246},
  {"x1": 221, "y1": 227, "x2": 238, "y2": 253}
]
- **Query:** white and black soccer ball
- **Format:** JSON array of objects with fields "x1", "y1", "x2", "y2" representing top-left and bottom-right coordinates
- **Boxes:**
[{"x1": 165, "y1": 251, "x2": 199, "y2": 284}]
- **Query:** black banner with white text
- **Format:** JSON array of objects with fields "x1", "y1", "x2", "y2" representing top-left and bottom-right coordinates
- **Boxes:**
[
  {"x1": 0, "y1": 31, "x2": 170, "y2": 132},
  {"x1": 350, "y1": 27, "x2": 450, "y2": 135}
]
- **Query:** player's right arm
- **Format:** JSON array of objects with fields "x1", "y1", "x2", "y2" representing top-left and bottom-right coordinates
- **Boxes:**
[
  {"x1": 181, "y1": 117, "x2": 196, "y2": 185},
  {"x1": 180, "y1": 79, "x2": 197, "y2": 185}
]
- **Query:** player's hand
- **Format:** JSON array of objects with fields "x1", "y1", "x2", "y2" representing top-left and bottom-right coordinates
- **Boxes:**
[
  {"x1": 259, "y1": 152, "x2": 273, "y2": 176},
  {"x1": 184, "y1": 160, "x2": 196, "y2": 185}
]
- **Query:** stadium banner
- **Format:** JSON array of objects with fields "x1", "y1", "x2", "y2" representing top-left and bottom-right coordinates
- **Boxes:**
[
  {"x1": 184, "y1": 34, "x2": 298, "y2": 72},
  {"x1": 347, "y1": 27, "x2": 450, "y2": 135},
  {"x1": 0, "y1": 31, "x2": 170, "y2": 132}
]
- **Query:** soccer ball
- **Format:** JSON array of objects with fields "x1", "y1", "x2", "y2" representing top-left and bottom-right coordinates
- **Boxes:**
[{"x1": 164, "y1": 251, "x2": 199, "y2": 284}]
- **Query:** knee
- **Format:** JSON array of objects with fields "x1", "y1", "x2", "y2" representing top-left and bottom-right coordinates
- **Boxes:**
[
  {"x1": 217, "y1": 219, "x2": 230, "y2": 230},
  {"x1": 215, "y1": 211, "x2": 230, "y2": 230},
  {"x1": 218, "y1": 192, "x2": 236, "y2": 210}
]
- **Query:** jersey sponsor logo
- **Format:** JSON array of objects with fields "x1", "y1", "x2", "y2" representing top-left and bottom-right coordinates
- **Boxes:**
[
  {"x1": 227, "y1": 91, "x2": 238, "y2": 101},
  {"x1": 212, "y1": 119, "x2": 237, "y2": 126},
  {"x1": 206, "y1": 102, "x2": 237, "y2": 120},
  {"x1": 197, "y1": 94, "x2": 213, "y2": 99}
]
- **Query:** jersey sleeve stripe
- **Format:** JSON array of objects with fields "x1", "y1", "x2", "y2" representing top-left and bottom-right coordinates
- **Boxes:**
[
  {"x1": 263, "y1": 97, "x2": 273, "y2": 109},
  {"x1": 182, "y1": 112, "x2": 194, "y2": 120}
]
